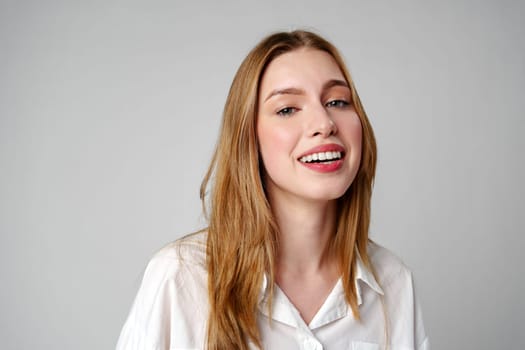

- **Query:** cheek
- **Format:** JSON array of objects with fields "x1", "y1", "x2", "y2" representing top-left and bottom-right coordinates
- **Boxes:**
[
  {"x1": 353, "y1": 120, "x2": 363, "y2": 152},
  {"x1": 343, "y1": 114, "x2": 363, "y2": 148},
  {"x1": 335, "y1": 113, "x2": 363, "y2": 166},
  {"x1": 257, "y1": 123, "x2": 298, "y2": 165}
]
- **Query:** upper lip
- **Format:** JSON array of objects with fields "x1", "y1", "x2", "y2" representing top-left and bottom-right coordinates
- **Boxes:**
[{"x1": 297, "y1": 143, "x2": 346, "y2": 159}]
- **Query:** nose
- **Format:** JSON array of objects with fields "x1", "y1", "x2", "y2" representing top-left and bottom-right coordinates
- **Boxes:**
[{"x1": 308, "y1": 105, "x2": 337, "y2": 137}]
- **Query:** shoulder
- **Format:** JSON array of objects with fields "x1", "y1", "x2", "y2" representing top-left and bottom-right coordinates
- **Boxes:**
[
  {"x1": 141, "y1": 231, "x2": 207, "y2": 285},
  {"x1": 133, "y1": 230, "x2": 208, "y2": 301},
  {"x1": 366, "y1": 241, "x2": 429, "y2": 349},
  {"x1": 153, "y1": 230, "x2": 207, "y2": 268},
  {"x1": 366, "y1": 240, "x2": 413, "y2": 289}
]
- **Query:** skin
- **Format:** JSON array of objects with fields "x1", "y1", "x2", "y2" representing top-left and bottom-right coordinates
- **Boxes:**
[{"x1": 257, "y1": 48, "x2": 363, "y2": 324}]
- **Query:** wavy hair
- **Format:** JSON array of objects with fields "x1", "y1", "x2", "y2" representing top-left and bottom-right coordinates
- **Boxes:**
[{"x1": 200, "y1": 30, "x2": 378, "y2": 350}]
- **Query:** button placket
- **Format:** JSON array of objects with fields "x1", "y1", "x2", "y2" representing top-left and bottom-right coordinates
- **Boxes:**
[{"x1": 302, "y1": 336, "x2": 322, "y2": 350}]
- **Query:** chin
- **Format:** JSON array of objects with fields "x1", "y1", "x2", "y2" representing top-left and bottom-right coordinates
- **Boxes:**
[{"x1": 304, "y1": 185, "x2": 351, "y2": 202}]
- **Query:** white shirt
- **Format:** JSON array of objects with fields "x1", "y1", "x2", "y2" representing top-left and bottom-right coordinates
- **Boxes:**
[{"x1": 116, "y1": 233, "x2": 429, "y2": 350}]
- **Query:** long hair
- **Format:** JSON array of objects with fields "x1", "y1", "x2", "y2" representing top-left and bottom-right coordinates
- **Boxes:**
[{"x1": 200, "y1": 30, "x2": 377, "y2": 350}]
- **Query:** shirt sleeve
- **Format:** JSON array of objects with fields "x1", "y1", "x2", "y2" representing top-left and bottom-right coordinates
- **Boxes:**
[
  {"x1": 414, "y1": 274, "x2": 430, "y2": 350},
  {"x1": 115, "y1": 251, "x2": 206, "y2": 350},
  {"x1": 418, "y1": 336, "x2": 430, "y2": 350}
]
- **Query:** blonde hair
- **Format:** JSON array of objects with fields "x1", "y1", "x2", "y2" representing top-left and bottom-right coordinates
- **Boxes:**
[{"x1": 200, "y1": 30, "x2": 378, "y2": 350}]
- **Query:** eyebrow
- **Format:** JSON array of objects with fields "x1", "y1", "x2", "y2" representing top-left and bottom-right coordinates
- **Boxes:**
[{"x1": 264, "y1": 79, "x2": 350, "y2": 102}]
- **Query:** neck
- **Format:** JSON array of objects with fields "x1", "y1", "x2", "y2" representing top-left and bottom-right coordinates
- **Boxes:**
[{"x1": 270, "y1": 195, "x2": 338, "y2": 276}]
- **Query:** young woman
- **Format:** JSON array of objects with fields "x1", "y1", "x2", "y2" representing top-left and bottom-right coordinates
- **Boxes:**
[{"x1": 116, "y1": 30, "x2": 429, "y2": 350}]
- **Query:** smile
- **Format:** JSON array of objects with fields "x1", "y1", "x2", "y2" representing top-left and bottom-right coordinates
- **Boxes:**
[{"x1": 299, "y1": 151, "x2": 343, "y2": 163}]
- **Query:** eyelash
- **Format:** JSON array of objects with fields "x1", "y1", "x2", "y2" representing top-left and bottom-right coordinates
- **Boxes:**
[
  {"x1": 276, "y1": 107, "x2": 297, "y2": 117},
  {"x1": 326, "y1": 99, "x2": 350, "y2": 108},
  {"x1": 275, "y1": 100, "x2": 350, "y2": 117}
]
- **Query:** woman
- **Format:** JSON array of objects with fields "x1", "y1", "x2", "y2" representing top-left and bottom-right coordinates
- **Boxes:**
[{"x1": 117, "y1": 30, "x2": 429, "y2": 350}]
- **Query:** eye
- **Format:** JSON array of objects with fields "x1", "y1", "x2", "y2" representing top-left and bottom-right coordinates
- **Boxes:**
[
  {"x1": 276, "y1": 107, "x2": 297, "y2": 117},
  {"x1": 326, "y1": 99, "x2": 350, "y2": 108}
]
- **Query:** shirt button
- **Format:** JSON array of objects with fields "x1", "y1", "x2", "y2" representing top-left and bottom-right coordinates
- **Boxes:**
[{"x1": 303, "y1": 338, "x2": 321, "y2": 350}]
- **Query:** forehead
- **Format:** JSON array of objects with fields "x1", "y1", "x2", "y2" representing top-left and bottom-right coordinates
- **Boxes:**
[{"x1": 259, "y1": 49, "x2": 346, "y2": 94}]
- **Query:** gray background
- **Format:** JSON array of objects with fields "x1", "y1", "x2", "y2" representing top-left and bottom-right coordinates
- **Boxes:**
[{"x1": 1, "y1": 0, "x2": 524, "y2": 349}]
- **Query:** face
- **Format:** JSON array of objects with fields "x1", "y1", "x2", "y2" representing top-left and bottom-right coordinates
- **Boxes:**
[{"x1": 256, "y1": 48, "x2": 362, "y2": 205}]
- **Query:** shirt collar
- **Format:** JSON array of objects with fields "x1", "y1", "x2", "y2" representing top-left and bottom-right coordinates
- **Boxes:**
[
  {"x1": 354, "y1": 248, "x2": 384, "y2": 305},
  {"x1": 258, "y1": 246, "x2": 384, "y2": 323}
]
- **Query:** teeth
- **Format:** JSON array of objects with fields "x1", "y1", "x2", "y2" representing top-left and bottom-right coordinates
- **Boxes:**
[{"x1": 299, "y1": 151, "x2": 342, "y2": 163}]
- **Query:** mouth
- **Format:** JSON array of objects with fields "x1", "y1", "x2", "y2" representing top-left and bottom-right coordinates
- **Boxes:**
[{"x1": 299, "y1": 151, "x2": 344, "y2": 164}]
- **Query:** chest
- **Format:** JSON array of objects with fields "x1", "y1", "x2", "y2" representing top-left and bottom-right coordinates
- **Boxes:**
[{"x1": 256, "y1": 283, "x2": 383, "y2": 350}]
